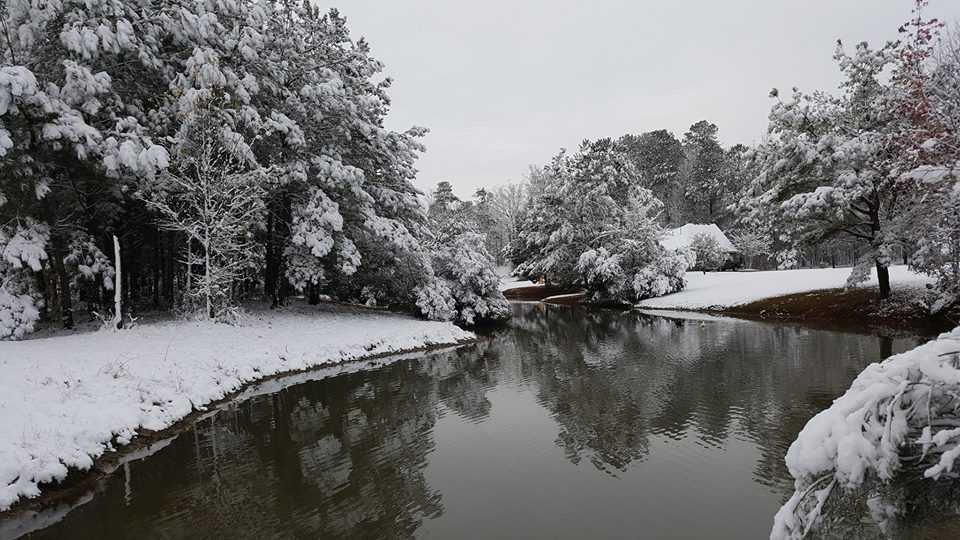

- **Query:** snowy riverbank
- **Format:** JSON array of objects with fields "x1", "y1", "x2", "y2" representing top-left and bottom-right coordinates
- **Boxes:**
[
  {"x1": 0, "y1": 304, "x2": 474, "y2": 511},
  {"x1": 636, "y1": 266, "x2": 932, "y2": 310}
]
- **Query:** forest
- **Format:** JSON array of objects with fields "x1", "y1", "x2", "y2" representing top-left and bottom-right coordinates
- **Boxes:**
[
  {"x1": 0, "y1": 0, "x2": 509, "y2": 339},
  {"x1": 2, "y1": 0, "x2": 959, "y2": 339}
]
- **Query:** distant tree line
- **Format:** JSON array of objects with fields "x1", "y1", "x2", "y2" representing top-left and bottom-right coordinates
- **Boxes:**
[{"x1": 455, "y1": 1, "x2": 960, "y2": 310}]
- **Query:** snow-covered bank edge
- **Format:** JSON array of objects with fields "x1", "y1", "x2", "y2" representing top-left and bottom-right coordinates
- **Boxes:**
[
  {"x1": 771, "y1": 326, "x2": 960, "y2": 539},
  {"x1": 0, "y1": 343, "x2": 472, "y2": 539},
  {"x1": 636, "y1": 266, "x2": 931, "y2": 310},
  {"x1": 0, "y1": 307, "x2": 476, "y2": 513}
]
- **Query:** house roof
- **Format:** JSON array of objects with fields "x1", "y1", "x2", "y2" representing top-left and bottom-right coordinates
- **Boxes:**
[{"x1": 659, "y1": 223, "x2": 738, "y2": 253}]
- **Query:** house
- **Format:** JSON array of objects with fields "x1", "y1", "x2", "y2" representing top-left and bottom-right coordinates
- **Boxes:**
[{"x1": 659, "y1": 223, "x2": 741, "y2": 269}]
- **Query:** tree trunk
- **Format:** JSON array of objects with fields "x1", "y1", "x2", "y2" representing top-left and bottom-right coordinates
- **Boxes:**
[
  {"x1": 113, "y1": 235, "x2": 123, "y2": 329},
  {"x1": 876, "y1": 262, "x2": 891, "y2": 300},
  {"x1": 152, "y1": 227, "x2": 161, "y2": 308},
  {"x1": 264, "y1": 192, "x2": 291, "y2": 308},
  {"x1": 265, "y1": 210, "x2": 279, "y2": 307},
  {"x1": 49, "y1": 235, "x2": 74, "y2": 329},
  {"x1": 204, "y1": 238, "x2": 212, "y2": 319}
]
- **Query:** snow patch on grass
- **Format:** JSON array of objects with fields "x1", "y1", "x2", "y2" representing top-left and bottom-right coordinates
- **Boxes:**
[{"x1": 0, "y1": 305, "x2": 473, "y2": 511}]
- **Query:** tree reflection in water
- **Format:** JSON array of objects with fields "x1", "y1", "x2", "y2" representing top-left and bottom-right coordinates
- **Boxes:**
[{"x1": 14, "y1": 303, "x2": 959, "y2": 540}]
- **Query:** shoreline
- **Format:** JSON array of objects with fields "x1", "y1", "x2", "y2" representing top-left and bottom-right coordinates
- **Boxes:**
[
  {"x1": 708, "y1": 287, "x2": 955, "y2": 336},
  {"x1": 0, "y1": 339, "x2": 479, "y2": 527},
  {"x1": 505, "y1": 282, "x2": 952, "y2": 336},
  {"x1": 0, "y1": 304, "x2": 476, "y2": 516}
]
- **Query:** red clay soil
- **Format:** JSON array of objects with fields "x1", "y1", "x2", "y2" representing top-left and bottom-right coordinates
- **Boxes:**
[
  {"x1": 717, "y1": 287, "x2": 955, "y2": 334},
  {"x1": 502, "y1": 285, "x2": 557, "y2": 301},
  {"x1": 502, "y1": 285, "x2": 588, "y2": 305}
]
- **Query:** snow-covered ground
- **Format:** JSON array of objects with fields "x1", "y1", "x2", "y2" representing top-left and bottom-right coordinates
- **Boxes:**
[
  {"x1": 0, "y1": 305, "x2": 474, "y2": 511},
  {"x1": 496, "y1": 266, "x2": 535, "y2": 291},
  {"x1": 637, "y1": 266, "x2": 933, "y2": 310},
  {"x1": 499, "y1": 278, "x2": 535, "y2": 291}
]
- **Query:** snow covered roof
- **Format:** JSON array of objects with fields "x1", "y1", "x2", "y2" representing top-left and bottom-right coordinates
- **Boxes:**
[{"x1": 659, "y1": 223, "x2": 738, "y2": 253}]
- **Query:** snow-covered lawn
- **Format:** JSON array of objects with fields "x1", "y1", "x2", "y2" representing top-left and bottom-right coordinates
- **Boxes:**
[
  {"x1": 0, "y1": 305, "x2": 473, "y2": 511},
  {"x1": 499, "y1": 278, "x2": 535, "y2": 291},
  {"x1": 636, "y1": 265, "x2": 933, "y2": 310},
  {"x1": 497, "y1": 268, "x2": 535, "y2": 291}
]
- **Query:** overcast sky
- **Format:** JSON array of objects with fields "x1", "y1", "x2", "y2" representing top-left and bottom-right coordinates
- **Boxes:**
[{"x1": 332, "y1": 1, "x2": 960, "y2": 198}]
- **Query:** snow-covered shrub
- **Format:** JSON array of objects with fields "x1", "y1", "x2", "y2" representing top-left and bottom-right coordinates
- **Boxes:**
[
  {"x1": 415, "y1": 197, "x2": 509, "y2": 325},
  {"x1": 64, "y1": 234, "x2": 115, "y2": 292},
  {"x1": 576, "y1": 248, "x2": 628, "y2": 298},
  {"x1": 414, "y1": 277, "x2": 457, "y2": 322},
  {"x1": 576, "y1": 246, "x2": 688, "y2": 303},
  {"x1": 771, "y1": 328, "x2": 960, "y2": 539},
  {"x1": 418, "y1": 231, "x2": 509, "y2": 326},
  {"x1": 632, "y1": 252, "x2": 689, "y2": 300},
  {"x1": 0, "y1": 221, "x2": 48, "y2": 340},
  {"x1": 689, "y1": 232, "x2": 725, "y2": 271},
  {"x1": 0, "y1": 284, "x2": 41, "y2": 340},
  {"x1": 903, "y1": 187, "x2": 960, "y2": 313}
]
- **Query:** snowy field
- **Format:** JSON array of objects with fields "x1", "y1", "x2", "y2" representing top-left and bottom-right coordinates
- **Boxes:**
[
  {"x1": 636, "y1": 265, "x2": 933, "y2": 310},
  {"x1": 0, "y1": 305, "x2": 473, "y2": 511},
  {"x1": 496, "y1": 266, "x2": 535, "y2": 291}
]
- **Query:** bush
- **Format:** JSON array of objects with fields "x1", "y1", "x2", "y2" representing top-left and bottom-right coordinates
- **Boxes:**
[
  {"x1": 416, "y1": 231, "x2": 509, "y2": 326},
  {"x1": 690, "y1": 232, "x2": 725, "y2": 271}
]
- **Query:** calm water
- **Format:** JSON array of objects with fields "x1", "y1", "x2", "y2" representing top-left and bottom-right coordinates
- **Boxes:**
[{"x1": 5, "y1": 304, "x2": 958, "y2": 539}]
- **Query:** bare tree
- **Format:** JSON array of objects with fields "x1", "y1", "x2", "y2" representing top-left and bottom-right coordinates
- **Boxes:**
[{"x1": 140, "y1": 100, "x2": 268, "y2": 319}]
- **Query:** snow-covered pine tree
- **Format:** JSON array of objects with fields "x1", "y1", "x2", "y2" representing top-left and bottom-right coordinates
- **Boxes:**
[
  {"x1": 415, "y1": 182, "x2": 509, "y2": 325},
  {"x1": 681, "y1": 121, "x2": 726, "y2": 223},
  {"x1": 618, "y1": 130, "x2": 685, "y2": 225},
  {"x1": 514, "y1": 139, "x2": 688, "y2": 303}
]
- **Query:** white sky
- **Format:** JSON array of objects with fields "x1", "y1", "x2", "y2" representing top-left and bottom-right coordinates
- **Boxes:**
[{"x1": 332, "y1": 1, "x2": 960, "y2": 198}]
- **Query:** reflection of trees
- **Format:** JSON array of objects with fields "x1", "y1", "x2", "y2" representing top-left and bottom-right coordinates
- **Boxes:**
[
  {"x1": 431, "y1": 343, "x2": 500, "y2": 423},
  {"x1": 498, "y1": 304, "x2": 921, "y2": 488},
  {"x1": 25, "y1": 356, "x2": 453, "y2": 540}
]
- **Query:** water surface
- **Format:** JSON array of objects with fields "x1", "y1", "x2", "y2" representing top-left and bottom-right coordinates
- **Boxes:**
[{"x1": 6, "y1": 304, "x2": 955, "y2": 539}]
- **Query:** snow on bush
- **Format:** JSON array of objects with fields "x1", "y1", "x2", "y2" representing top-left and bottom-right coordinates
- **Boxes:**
[
  {"x1": 631, "y1": 252, "x2": 689, "y2": 299},
  {"x1": 414, "y1": 184, "x2": 510, "y2": 326},
  {"x1": 771, "y1": 327, "x2": 960, "y2": 539},
  {"x1": 64, "y1": 234, "x2": 115, "y2": 290},
  {"x1": 689, "y1": 232, "x2": 725, "y2": 271},
  {"x1": 416, "y1": 231, "x2": 509, "y2": 326},
  {"x1": 414, "y1": 277, "x2": 457, "y2": 322},
  {"x1": 0, "y1": 220, "x2": 48, "y2": 340},
  {"x1": 0, "y1": 286, "x2": 41, "y2": 340}
]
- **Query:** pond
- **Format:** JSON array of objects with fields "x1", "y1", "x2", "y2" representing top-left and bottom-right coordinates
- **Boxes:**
[{"x1": 4, "y1": 304, "x2": 958, "y2": 539}]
